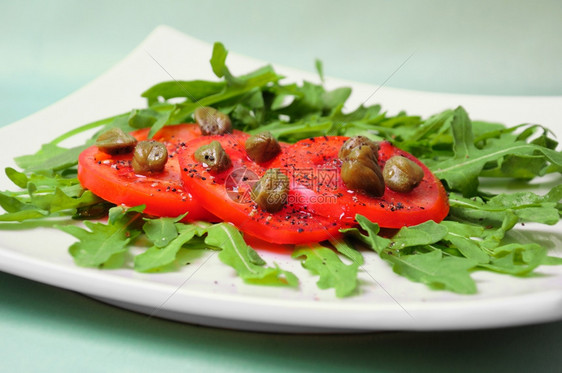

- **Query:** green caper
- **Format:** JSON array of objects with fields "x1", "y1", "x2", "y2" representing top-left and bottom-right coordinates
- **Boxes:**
[
  {"x1": 341, "y1": 145, "x2": 385, "y2": 196},
  {"x1": 339, "y1": 136, "x2": 384, "y2": 196},
  {"x1": 194, "y1": 106, "x2": 232, "y2": 135},
  {"x1": 338, "y1": 136, "x2": 379, "y2": 161},
  {"x1": 383, "y1": 156, "x2": 424, "y2": 193},
  {"x1": 194, "y1": 141, "x2": 232, "y2": 173},
  {"x1": 251, "y1": 168, "x2": 290, "y2": 213},
  {"x1": 245, "y1": 131, "x2": 281, "y2": 163},
  {"x1": 132, "y1": 140, "x2": 168, "y2": 174},
  {"x1": 95, "y1": 128, "x2": 137, "y2": 154}
]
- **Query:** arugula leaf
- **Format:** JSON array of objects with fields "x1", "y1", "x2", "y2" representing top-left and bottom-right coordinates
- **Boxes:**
[
  {"x1": 345, "y1": 208, "x2": 559, "y2": 293},
  {"x1": 0, "y1": 199, "x2": 48, "y2": 221},
  {"x1": 329, "y1": 238, "x2": 364, "y2": 266},
  {"x1": 0, "y1": 169, "x2": 102, "y2": 222},
  {"x1": 107, "y1": 204, "x2": 145, "y2": 223},
  {"x1": 440, "y1": 221, "x2": 490, "y2": 264},
  {"x1": 311, "y1": 58, "x2": 323, "y2": 83},
  {"x1": 142, "y1": 214, "x2": 186, "y2": 248},
  {"x1": 146, "y1": 106, "x2": 177, "y2": 138},
  {"x1": 59, "y1": 205, "x2": 144, "y2": 267},
  {"x1": 141, "y1": 80, "x2": 226, "y2": 106},
  {"x1": 13, "y1": 113, "x2": 126, "y2": 173},
  {"x1": 61, "y1": 220, "x2": 137, "y2": 267},
  {"x1": 347, "y1": 216, "x2": 478, "y2": 294},
  {"x1": 391, "y1": 109, "x2": 454, "y2": 156},
  {"x1": 28, "y1": 184, "x2": 100, "y2": 213},
  {"x1": 134, "y1": 221, "x2": 211, "y2": 272},
  {"x1": 480, "y1": 243, "x2": 547, "y2": 275},
  {"x1": 449, "y1": 187, "x2": 562, "y2": 226},
  {"x1": 14, "y1": 143, "x2": 91, "y2": 172},
  {"x1": 127, "y1": 108, "x2": 160, "y2": 129},
  {"x1": 389, "y1": 220, "x2": 448, "y2": 250},
  {"x1": 340, "y1": 214, "x2": 390, "y2": 253},
  {"x1": 292, "y1": 244, "x2": 359, "y2": 297},
  {"x1": 384, "y1": 250, "x2": 478, "y2": 294},
  {"x1": 477, "y1": 124, "x2": 560, "y2": 178},
  {"x1": 440, "y1": 218, "x2": 545, "y2": 277},
  {"x1": 0, "y1": 191, "x2": 35, "y2": 214},
  {"x1": 205, "y1": 223, "x2": 298, "y2": 287},
  {"x1": 5, "y1": 167, "x2": 28, "y2": 188},
  {"x1": 148, "y1": 67, "x2": 281, "y2": 136},
  {"x1": 429, "y1": 107, "x2": 562, "y2": 195},
  {"x1": 210, "y1": 42, "x2": 229, "y2": 79},
  {"x1": 543, "y1": 256, "x2": 562, "y2": 265}
]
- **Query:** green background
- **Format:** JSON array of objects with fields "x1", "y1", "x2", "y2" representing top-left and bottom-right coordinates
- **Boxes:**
[{"x1": 1, "y1": 1, "x2": 561, "y2": 371}]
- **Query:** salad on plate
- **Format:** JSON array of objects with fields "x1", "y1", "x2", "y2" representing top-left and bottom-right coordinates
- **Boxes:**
[{"x1": 1, "y1": 42, "x2": 561, "y2": 298}]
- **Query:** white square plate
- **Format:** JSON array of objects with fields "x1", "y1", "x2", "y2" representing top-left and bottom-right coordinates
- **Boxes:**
[{"x1": 1, "y1": 26, "x2": 561, "y2": 333}]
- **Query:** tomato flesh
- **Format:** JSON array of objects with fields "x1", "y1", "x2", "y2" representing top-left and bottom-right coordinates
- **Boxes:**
[
  {"x1": 270, "y1": 137, "x2": 449, "y2": 228},
  {"x1": 177, "y1": 133, "x2": 350, "y2": 244},
  {"x1": 78, "y1": 122, "x2": 449, "y2": 244},
  {"x1": 78, "y1": 124, "x2": 216, "y2": 221}
]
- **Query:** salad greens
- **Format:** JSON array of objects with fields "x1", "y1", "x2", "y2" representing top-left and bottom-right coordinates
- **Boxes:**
[
  {"x1": 293, "y1": 245, "x2": 359, "y2": 297},
  {"x1": 1, "y1": 42, "x2": 561, "y2": 297}
]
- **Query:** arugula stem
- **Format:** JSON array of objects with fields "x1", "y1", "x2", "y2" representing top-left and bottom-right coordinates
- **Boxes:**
[
  {"x1": 49, "y1": 112, "x2": 129, "y2": 145},
  {"x1": 186, "y1": 242, "x2": 216, "y2": 251}
]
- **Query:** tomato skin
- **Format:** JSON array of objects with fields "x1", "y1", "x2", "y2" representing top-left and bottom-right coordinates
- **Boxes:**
[
  {"x1": 78, "y1": 124, "x2": 216, "y2": 221},
  {"x1": 272, "y1": 137, "x2": 449, "y2": 228},
  {"x1": 177, "y1": 133, "x2": 349, "y2": 244}
]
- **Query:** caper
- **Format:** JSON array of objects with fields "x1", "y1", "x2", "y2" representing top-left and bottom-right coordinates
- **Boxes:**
[
  {"x1": 338, "y1": 136, "x2": 379, "y2": 161},
  {"x1": 194, "y1": 141, "x2": 232, "y2": 173},
  {"x1": 132, "y1": 140, "x2": 168, "y2": 174},
  {"x1": 341, "y1": 145, "x2": 385, "y2": 196},
  {"x1": 245, "y1": 131, "x2": 281, "y2": 163},
  {"x1": 339, "y1": 136, "x2": 384, "y2": 196},
  {"x1": 95, "y1": 128, "x2": 137, "y2": 154},
  {"x1": 251, "y1": 168, "x2": 290, "y2": 213},
  {"x1": 194, "y1": 106, "x2": 232, "y2": 135},
  {"x1": 383, "y1": 156, "x2": 424, "y2": 193}
]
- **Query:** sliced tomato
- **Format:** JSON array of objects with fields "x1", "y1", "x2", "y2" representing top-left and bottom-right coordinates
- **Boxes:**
[
  {"x1": 271, "y1": 137, "x2": 449, "y2": 228},
  {"x1": 78, "y1": 124, "x2": 216, "y2": 221},
  {"x1": 177, "y1": 133, "x2": 350, "y2": 244}
]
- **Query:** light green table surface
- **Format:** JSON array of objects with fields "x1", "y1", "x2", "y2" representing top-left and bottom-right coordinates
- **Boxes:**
[{"x1": 1, "y1": 1, "x2": 561, "y2": 371}]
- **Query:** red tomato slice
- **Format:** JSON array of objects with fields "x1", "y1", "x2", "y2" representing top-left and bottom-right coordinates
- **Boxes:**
[
  {"x1": 177, "y1": 133, "x2": 350, "y2": 244},
  {"x1": 270, "y1": 137, "x2": 449, "y2": 228},
  {"x1": 78, "y1": 124, "x2": 216, "y2": 221}
]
